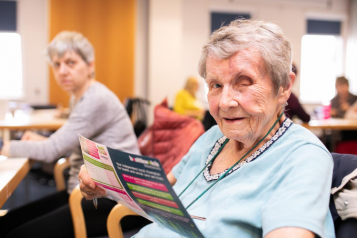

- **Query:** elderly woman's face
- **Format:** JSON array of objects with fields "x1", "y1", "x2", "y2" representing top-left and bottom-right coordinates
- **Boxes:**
[
  {"x1": 206, "y1": 49, "x2": 284, "y2": 142},
  {"x1": 51, "y1": 50, "x2": 94, "y2": 94}
]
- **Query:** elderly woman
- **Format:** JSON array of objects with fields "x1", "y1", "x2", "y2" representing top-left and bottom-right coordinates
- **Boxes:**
[
  {"x1": 0, "y1": 31, "x2": 146, "y2": 238},
  {"x1": 79, "y1": 20, "x2": 334, "y2": 238}
]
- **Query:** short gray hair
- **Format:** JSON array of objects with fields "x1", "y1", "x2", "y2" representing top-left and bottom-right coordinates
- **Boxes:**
[
  {"x1": 198, "y1": 19, "x2": 292, "y2": 92},
  {"x1": 46, "y1": 31, "x2": 95, "y2": 65}
]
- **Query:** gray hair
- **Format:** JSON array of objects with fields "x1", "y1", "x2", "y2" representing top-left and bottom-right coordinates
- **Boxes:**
[
  {"x1": 46, "y1": 31, "x2": 95, "y2": 65},
  {"x1": 198, "y1": 19, "x2": 292, "y2": 92}
]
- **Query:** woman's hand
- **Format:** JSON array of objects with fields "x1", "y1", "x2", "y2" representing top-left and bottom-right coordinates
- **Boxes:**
[
  {"x1": 167, "y1": 172, "x2": 177, "y2": 186},
  {"x1": 330, "y1": 108, "x2": 337, "y2": 117},
  {"x1": 78, "y1": 165, "x2": 106, "y2": 200},
  {"x1": 0, "y1": 141, "x2": 10, "y2": 156},
  {"x1": 265, "y1": 227, "x2": 314, "y2": 238},
  {"x1": 21, "y1": 131, "x2": 47, "y2": 141}
]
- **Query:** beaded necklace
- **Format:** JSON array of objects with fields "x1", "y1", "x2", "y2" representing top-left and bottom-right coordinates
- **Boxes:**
[{"x1": 178, "y1": 111, "x2": 284, "y2": 210}]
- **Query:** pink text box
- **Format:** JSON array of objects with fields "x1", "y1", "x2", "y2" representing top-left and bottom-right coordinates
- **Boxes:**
[{"x1": 122, "y1": 174, "x2": 168, "y2": 192}]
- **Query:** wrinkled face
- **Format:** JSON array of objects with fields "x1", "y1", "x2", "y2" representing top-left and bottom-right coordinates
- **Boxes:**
[
  {"x1": 206, "y1": 49, "x2": 284, "y2": 142},
  {"x1": 51, "y1": 50, "x2": 94, "y2": 94}
]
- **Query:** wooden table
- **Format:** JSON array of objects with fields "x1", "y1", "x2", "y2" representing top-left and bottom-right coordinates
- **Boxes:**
[
  {"x1": 0, "y1": 157, "x2": 31, "y2": 208},
  {"x1": 0, "y1": 109, "x2": 66, "y2": 140},
  {"x1": 302, "y1": 118, "x2": 357, "y2": 152},
  {"x1": 302, "y1": 118, "x2": 357, "y2": 130}
]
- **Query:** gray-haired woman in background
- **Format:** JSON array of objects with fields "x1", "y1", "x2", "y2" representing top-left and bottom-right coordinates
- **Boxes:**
[{"x1": 0, "y1": 31, "x2": 149, "y2": 238}]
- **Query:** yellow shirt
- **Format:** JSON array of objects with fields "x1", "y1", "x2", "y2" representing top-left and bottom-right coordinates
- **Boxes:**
[{"x1": 173, "y1": 89, "x2": 203, "y2": 120}]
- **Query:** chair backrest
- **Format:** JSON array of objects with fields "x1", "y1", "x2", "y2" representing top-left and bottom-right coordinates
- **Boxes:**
[
  {"x1": 54, "y1": 158, "x2": 70, "y2": 191},
  {"x1": 107, "y1": 203, "x2": 139, "y2": 238},
  {"x1": 335, "y1": 141, "x2": 357, "y2": 155},
  {"x1": 124, "y1": 98, "x2": 150, "y2": 137},
  {"x1": 330, "y1": 153, "x2": 357, "y2": 237},
  {"x1": 138, "y1": 99, "x2": 205, "y2": 174}
]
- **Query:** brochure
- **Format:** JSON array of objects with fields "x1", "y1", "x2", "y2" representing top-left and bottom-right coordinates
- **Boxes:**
[{"x1": 79, "y1": 135, "x2": 204, "y2": 238}]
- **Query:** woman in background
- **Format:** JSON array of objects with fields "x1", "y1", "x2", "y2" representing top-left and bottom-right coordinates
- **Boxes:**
[
  {"x1": 174, "y1": 77, "x2": 205, "y2": 120},
  {"x1": 331, "y1": 76, "x2": 357, "y2": 118},
  {"x1": 331, "y1": 76, "x2": 357, "y2": 142},
  {"x1": 285, "y1": 63, "x2": 310, "y2": 122},
  {"x1": 0, "y1": 31, "x2": 148, "y2": 238}
]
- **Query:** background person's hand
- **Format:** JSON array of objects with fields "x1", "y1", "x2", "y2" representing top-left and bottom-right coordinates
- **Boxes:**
[
  {"x1": 330, "y1": 108, "x2": 337, "y2": 117},
  {"x1": 21, "y1": 131, "x2": 47, "y2": 141},
  {"x1": 341, "y1": 102, "x2": 350, "y2": 112},
  {"x1": 78, "y1": 164, "x2": 106, "y2": 200}
]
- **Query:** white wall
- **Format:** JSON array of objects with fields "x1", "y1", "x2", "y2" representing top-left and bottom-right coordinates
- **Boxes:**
[
  {"x1": 181, "y1": 0, "x2": 349, "y2": 99},
  {"x1": 18, "y1": 0, "x2": 48, "y2": 105},
  {"x1": 142, "y1": 0, "x2": 350, "y2": 123},
  {"x1": 135, "y1": 0, "x2": 149, "y2": 99},
  {"x1": 346, "y1": 0, "x2": 357, "y2": 95},
  {"x1": 147, "y1": 0, "x2": 183, "y2": 122},
  {"x1": 17, "y1": 0, "x2": 350, "y2": 113}
]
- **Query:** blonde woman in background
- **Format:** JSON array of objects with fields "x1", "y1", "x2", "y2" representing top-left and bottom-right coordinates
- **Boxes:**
[{"x1": 174, "y1": 77, "x2": 205, "y2": 120}]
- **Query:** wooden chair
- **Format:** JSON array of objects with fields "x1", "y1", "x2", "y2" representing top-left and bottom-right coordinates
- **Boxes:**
[
  {"x1": 67, "y1": 184, "x2": 142, "y2": 238},
  {"x1": 54, "y1": 158, "x2": 136, "y2": 238},
  {"x1": 54, "y1": 158, "x2": 87, "y2": 238},
  {"x1": 69, "y1": 186, "x2": 87, "y2": 238},
  {"x1": 53, "y1": 157, "x2": 70, "y2": 191},
  {"x1": 107, "y1": 204, "x2": 140, "y2": 238}
]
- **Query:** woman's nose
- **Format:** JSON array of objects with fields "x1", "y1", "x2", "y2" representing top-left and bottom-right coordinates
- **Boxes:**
[
  {"x1": 58, "y1": 64, "x2": 68, "y2": 75},
  {"x1": 219, "y1": 87, "x2": 239, "y2": 111}
]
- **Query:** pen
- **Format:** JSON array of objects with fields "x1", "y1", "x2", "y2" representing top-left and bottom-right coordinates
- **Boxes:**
[{"x1": 93, "y1": 198, "x2": 98, "y2": 209}]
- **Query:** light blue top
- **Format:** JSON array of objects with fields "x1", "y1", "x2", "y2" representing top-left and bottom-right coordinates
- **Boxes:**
[{"x1": 134, "y1": 119, "x2": 335, "y2": 238}]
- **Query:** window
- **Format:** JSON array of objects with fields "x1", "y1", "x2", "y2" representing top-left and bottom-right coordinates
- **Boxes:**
[
  {"x1": 0, "y1": 33, "x2": 23, "y2": 98},
  {"x1": 300, "y1": 35, "x2": 343, "y2": 103},
  {"x1": 211, "y1": 12, "x2": 250, "y2": 33},
  {"x1": 0, "y1": 1, "x2": 17, "y2": 31}
]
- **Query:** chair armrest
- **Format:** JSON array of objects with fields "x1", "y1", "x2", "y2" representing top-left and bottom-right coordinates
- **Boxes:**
[
  {"x1": 69, "y1": 186, "x2": 87, "y2": 238},
  {"x1": 107, "y1": 203, "x2": 140, "y2": 238},
  {"x1": 54, "y1": 158, "x2": 70, "y2": 191}
]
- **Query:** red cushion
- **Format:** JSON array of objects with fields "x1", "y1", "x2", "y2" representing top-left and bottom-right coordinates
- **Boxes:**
[
  {"x1": 138, "y1": 99, "x2": 205, "y2": 174},
  {"x1": 335, "y1": 141, "x2": 357, "y2": 155}
]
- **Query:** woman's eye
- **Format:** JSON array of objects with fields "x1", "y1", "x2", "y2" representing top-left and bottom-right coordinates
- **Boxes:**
[
  {"x1": 67, "y1": 60, "x2": 75, "y2": 66},
  {"x1": 238, "y1": 78, "x2": 252, "y2": 87},
  {"x1": 212, "y1": 84, "x2": 221, "y2": 89},
  {"x1": 53, "y1": 62, "x2": 60, "y2": 68}
]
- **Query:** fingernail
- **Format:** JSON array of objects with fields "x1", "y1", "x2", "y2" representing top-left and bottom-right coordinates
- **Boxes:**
[{"x1": 90, "y1": 184, "x2": 95, "y2": 189}]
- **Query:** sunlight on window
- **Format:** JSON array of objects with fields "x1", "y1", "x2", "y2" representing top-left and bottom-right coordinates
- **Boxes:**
[
  {"x1": 300, "y1": 35, "x2": 343, "y2": 103},
  {"x1": 0, "y1": 33, "x2": 23, "y2": 98}
]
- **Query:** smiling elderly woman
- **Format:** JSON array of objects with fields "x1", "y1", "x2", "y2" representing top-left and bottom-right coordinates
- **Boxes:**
[{"x1": 79, "y1": 20, "x2": 335, "y2": 238}]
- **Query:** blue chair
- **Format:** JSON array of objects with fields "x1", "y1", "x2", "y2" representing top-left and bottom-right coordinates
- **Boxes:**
[{"x1": 330, "y1": 153, "x2": 357, "y2": 238}]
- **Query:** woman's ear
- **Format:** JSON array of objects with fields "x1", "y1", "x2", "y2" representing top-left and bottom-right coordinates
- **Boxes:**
[
  {"x1": 88, "y1": 61, "x2": 95, "y2": 78},
  {"x1": 278, "y1": 72, "x2": 295, "y2": 104}
]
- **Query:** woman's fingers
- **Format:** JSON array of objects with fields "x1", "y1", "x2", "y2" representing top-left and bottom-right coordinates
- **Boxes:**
[
  {"x1": 21, "y1": 131, "x2": 32, "y2": 141},
  {"x1": 78, "y1": 164, "x2": 106, "y2": 200},
  {"x1": 81, "y1": 189, "x2": 102, "y2": 200},
  {"x1": 79, "y1": 165, "x2": 95, "y2": 189}
]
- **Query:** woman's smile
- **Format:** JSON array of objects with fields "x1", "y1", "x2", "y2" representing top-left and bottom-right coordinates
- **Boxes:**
[{"x1": 222, "y1": 117, "x2": 246, "y2": 123}]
